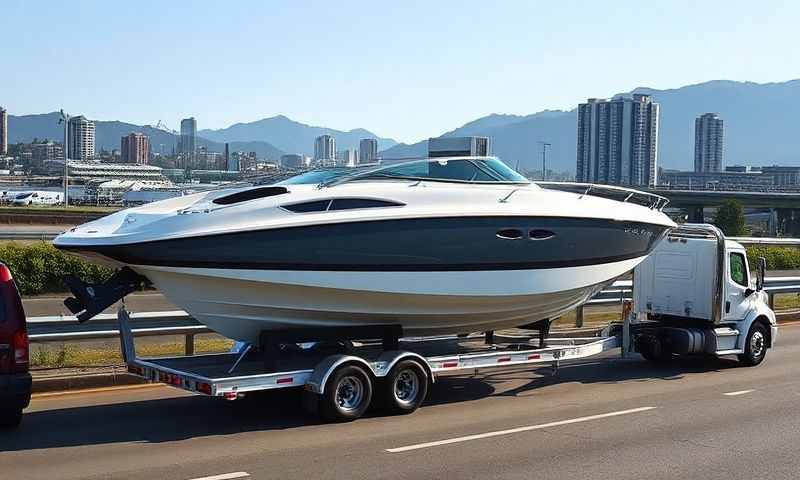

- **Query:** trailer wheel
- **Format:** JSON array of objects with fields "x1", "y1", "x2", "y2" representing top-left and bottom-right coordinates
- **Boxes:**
[
  {"x1": 319, "y1": 364, "x2": 373, "y2": 422},
  {"x1": 738, "y1": 323, "x2": 768, "y2": 366},
  {"x1": 379, "y1": 360, "x2": 428, "y2": 415}
]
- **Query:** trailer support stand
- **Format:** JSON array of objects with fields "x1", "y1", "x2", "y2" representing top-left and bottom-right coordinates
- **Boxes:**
[{"x1": 118, "y1": 307, "x2": 135, "y2": 364}]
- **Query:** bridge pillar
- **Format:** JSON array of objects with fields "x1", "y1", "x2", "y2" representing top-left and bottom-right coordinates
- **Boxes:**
[
  {"x1": 790, "y1": 210, "x2": 800, "y2": 237},
  {"x1": 687, "y1": 205, "x2": 704, "y2": 223},
  {"x1": 776, "y1": 209, "x2": 800, "y2": 237},
  {"x1": 767, "y1": 209, "x2": 778, "y2": 236}
]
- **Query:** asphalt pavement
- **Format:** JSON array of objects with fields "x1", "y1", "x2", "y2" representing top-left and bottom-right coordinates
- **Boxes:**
[{"x1": 3, "y1": 324, "x2": 800, "y2": 480}]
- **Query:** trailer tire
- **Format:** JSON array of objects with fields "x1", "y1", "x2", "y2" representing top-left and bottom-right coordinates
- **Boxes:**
[
  {"x1": 738, "y1": 323, "x2": 768, "y2": 367},
  {"x1": 378, "y1": 360, "x2": 428, "y2": 415},
  {"x1": 319, "y1": 364, "x2": 373, "y2": 423}
]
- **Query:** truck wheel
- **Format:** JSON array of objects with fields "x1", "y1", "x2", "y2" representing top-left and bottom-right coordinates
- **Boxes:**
[
  {"x1": 738, "y1": 323, "x2": 768, "y2": 366},
  {"x1": 0, "y1": 408, "x2": 22, "y2": 429},
  {"x1": 319, "y1": 364, "x2": 373, "y2": 423},
  {"x1": 638, "y1": 335, "x2": 670, "y2": 363},
  {"x1": 379, "y1": 360, "x2": 428, "y2": 415}
]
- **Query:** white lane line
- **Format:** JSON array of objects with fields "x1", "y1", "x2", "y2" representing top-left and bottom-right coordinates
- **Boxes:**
[
  {"x1": 723, "y1": 389, "x2": 755, "y2": 396},
  {"x1": 187, "y1": 473, "x2": 250, "y2": 480},
  {"x1": 386, "y1": 406, "x2": 657, "y2": 453}
]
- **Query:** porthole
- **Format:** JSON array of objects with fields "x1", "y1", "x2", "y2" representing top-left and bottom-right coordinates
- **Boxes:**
[
  {"x1": 496, "y1": 229, "x2": 524, "y2": 240},
  {"x1": 529, "y1": 229, "x2": 556, "y2": 240}
]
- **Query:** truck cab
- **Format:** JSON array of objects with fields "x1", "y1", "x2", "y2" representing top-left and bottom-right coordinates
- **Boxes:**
[{"x1": 629, "y1": 223, "x2": 777, "y2": 365}]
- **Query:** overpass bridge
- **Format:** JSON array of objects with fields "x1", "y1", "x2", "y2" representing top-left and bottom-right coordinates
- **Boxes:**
[{"x1": 648, "y1": 188, "x2": 800, "y2": 234}]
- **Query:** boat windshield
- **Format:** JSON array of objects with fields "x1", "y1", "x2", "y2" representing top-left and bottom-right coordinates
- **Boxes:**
[
  {"x1": 316, "y1": 157, "x2": 529, "y2": 188},
  {"x1": 278, "y1": 167, "x2": 375, "y2": 185}
]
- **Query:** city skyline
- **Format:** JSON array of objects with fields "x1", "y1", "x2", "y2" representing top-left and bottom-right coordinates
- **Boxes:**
[{"x1": 2, "y1": 1, "x2": 799, "y2": 144}]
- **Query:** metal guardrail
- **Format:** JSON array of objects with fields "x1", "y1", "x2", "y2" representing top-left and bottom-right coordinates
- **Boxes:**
[
  {"x1": 27, "y1": 277, "x2": 800, "y2": 353},
  {"x1": 729, "y1": 236, "x2": 800, "y2": 246},
  {"x1": 0, "y1": 231, "x2": 60, "y2": 240}
]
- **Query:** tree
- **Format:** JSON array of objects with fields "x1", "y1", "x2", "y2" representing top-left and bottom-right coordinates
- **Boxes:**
[{"x1": 714, "y1": 199, "x2": 747, "y2": 236}]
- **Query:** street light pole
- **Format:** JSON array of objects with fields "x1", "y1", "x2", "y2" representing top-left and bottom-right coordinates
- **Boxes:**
[
  {"x1": 538, "y1": 141, "x2": 551, "y2": 181},
  {"x1": 59, "y1": 110, "x2": 69, "y2": 207}
]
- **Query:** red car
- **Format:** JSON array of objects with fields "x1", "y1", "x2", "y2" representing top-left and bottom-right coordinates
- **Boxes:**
[{"x1": 0, "y1": 263, "x2": 31, "y2": 428}]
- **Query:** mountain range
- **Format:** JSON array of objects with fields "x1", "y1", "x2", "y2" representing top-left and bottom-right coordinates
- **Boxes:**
[
  {"x1": 381, "y1": 79, "x2": 800, "y2": 173},
  {"x1": 6, "y1": 114, "x2": 393, "y2": 161},
  {"x1": 7, "y1": 79, "x2": 800, "y2": 172},
  {"x1": 198, "y1": 115, "x2": 397, "y2": 155}
]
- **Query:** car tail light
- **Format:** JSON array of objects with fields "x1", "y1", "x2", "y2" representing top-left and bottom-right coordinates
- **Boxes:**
[
  {"x1": 0, "y1": 263, "x2": 29, "y2": 373},
  {"x1": 13, "y1": 329, "x2": 29, "y2": 370}
]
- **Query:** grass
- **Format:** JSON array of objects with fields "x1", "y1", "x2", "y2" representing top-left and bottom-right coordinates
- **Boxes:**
[
  {"x1": 772, "y1": 293, "x2": 800, "y2": 310},
  {"x1": 30, "y1": 337, "x2": 235, "y2": 369}
]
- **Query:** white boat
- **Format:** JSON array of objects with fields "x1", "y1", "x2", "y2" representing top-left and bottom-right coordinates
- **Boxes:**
[{"x1": 54, "y1": 157, "x2": 675, "y2": 343}]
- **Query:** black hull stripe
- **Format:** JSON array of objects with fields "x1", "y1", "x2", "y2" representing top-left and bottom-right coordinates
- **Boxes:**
[
  {"x1": 58, "y1": 249, "x2": 649, "y2": 271},
  {"x1": 57, "y1": 216, "x2": 671, "y2": 272}
]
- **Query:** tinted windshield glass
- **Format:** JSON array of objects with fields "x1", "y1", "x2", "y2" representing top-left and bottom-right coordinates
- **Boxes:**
[
  {"x1": 279, "y1": 168, "x2": 371, "y2": 185},
  {"x1": 16, "y1": 193, "x2": 32, "y2": 199},
  {"x1": 363, "y1": 158, "x2": 528, "y2": 183}
]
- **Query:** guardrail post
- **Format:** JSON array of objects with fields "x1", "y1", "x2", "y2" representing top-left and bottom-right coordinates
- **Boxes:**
[
  {"x1": 575, "y1": 305, "x2": 584, "y2": 328},
  {"x1": 768, "y1": 292, "x2": 775, "y2": 310},
  {"x1": 185, "y1": 333, "x2": 195, "y2": 355}
]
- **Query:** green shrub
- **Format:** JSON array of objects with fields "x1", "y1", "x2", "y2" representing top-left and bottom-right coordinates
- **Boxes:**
[
  {"x1": 0, "y1": 242, "x2": 114, "y2": 296},
  {"x1": 746, "y1": 245, "x2": 800, "y2": 271}
]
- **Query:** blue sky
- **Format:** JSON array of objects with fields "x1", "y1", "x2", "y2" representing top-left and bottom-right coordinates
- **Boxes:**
[{"x1": 2, "y1": 0, "x2": 798, "y2": 143}]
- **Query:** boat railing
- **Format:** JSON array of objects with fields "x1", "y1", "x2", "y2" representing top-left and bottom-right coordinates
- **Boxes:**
[{"x1": 535, "y1": 182, "x2": 670, "y2": 210}]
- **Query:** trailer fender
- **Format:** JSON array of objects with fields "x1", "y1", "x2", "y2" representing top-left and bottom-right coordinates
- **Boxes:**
[
  {"x1": 375, "y1": 351, "x2": 435, "y2": 385},
  {"x1": 305, "y1": 354, "x2": 376, "y2": 395}
]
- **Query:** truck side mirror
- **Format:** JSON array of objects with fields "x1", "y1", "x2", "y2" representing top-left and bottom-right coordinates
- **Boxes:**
[{"x1": 756, "y1": 256, "x2": 766, "y2": 291}]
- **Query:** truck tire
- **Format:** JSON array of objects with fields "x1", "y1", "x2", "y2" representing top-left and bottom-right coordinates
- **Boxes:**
[
  {"x1": 378, "y1": 359, "x2": 428, "y2": 415},
  {"x1": 738, "y1": 323, "x2": 768, "y2": 366},
  {"x1": 0, "y1": 408, "x2": 22, "y2": 429},
  {"x1": 638, "y1": 335, "x2": 670, "y2": 363},
  {"x1": 319, "y1": 364, "x2": 373, "y2": 423}
]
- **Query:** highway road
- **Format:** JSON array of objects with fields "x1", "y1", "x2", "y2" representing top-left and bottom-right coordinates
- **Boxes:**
[{"x1": 3, "y1": 324, "x2": 800, "y2": 480}]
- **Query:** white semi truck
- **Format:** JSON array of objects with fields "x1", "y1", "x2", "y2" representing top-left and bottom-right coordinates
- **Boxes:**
[
  {"x1": 626, "y1": 223, "x2": 777, "y2": 365},
  {"x1": 105, "y1": 224, "x2": 776, "y2": 422}
]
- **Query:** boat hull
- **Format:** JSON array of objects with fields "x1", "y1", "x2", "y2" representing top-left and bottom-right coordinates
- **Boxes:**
[{"x1": 134, "y1": 257, "x2": 643, "y2": 342}]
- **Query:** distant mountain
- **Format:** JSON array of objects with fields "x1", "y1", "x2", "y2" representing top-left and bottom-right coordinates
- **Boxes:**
[
  {"x1": 382, "y1": 79, "x2": 800, "y2": 173},
  {"x1": 7, "y1": 113, "x2": 285, "y2": 160},
  {"x1": 198, "y1": 115, "x2": 397, "y2": 156},
  {"x1": 632, "y1": 79, "x2": 800, "y2": 170}
]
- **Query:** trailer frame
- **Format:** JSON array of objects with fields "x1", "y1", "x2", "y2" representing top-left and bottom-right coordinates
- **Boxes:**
[{"x1": 116, "y1": 308, "x2": 622, "y2": 418}]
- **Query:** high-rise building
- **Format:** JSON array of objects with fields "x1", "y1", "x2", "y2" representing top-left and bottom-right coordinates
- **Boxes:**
[
  {"x1": 576, "y1": 94, "x2": 660, "y2": 187},
  {"x1": 358, "y1": 138, "x2": 378, "y2": 164},
  {"x1": 428, "y1": 136, "x2": 490, "y2": 157},
  {"x1": 0, "y1": 106, "x2": 7, "y2": 156},
  {"x1": 179, "y1": 117, "x2": 197, "y2": 167},
  {"x1": 280, "y1": 154, "x2": 307, "y2": 169},
  {"x1": 121, "y1": 132, "x2": 150, "y2": 164},
  {"x1": 224, "y1": 143, "x2": 231, "y2": 171},
  {"x1": 314, "y1": 134, "x2": 336, "y2": 165},
  {"x1": 335, "y1": 149, "x2": 356, "y2": 167},
  {"x1": 31, "y1": 142, "x2": 63, "y2": 162},
  {"x1": 694, "y1": 113, "x2": 724, "y2": 173},
  {"x1": 67, "y1": 116, "x2": 96, "y2": 160}
]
